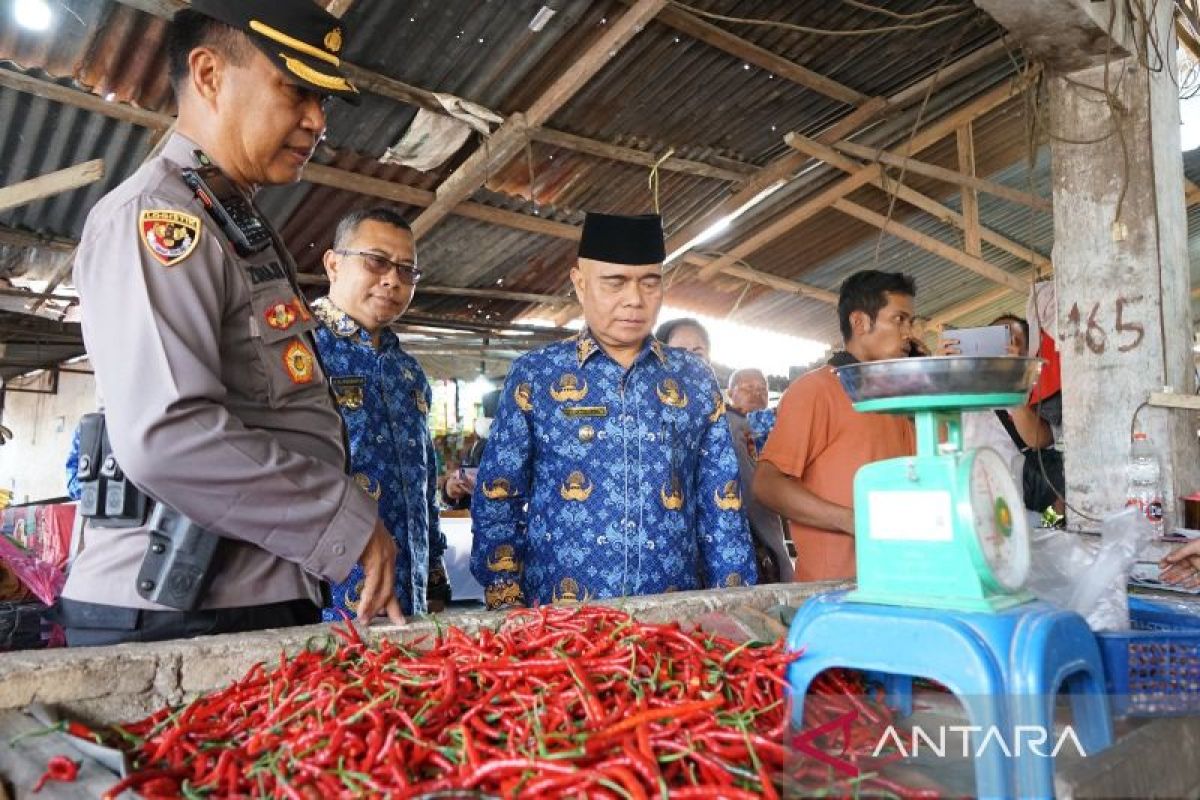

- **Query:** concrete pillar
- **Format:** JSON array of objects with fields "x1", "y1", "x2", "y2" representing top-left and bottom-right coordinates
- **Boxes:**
[
  {"x1": 1049, "y1": 24, "x2": 1198, "y2": 525},
  {"x1": 976, "y1": 0, "x2": 1199, "y2": 527}
]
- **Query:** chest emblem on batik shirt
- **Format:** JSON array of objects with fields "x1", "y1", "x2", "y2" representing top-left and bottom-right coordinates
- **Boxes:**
[
  {"x1": 660, "y1": 474, "x2": 684, "y2": 511},
  {"x1": 554, "y1": 577, "x2": 582, "y2": 604},
  {"x1": 550, "y1": 373, "x2": 588, "y2": 403},
  {"x1": 514, "y1": 382, "x2": 533, "y2": 412},
  {"x1": 487, "y1": 544, "x2": 519, "y2": 572},
  {"x1": 708, "y1": 392, "x2": 726, "y2": 423},
  {"x1": 714, "y1": 480, "x2": 742, "y2": 511},
  {"x1": 559, "y1": 471, "x2": 593, "y2": 502},
  {"x1": 482, "y1": 478, "x2": 513, "y2": 500},
  {"x1": 656, "y1": 378, "x2": 688, "y2": 408}
]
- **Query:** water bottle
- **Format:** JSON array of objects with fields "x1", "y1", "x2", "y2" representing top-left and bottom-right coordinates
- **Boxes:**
[{"x1": 1125, "y1": 432, "x2": 1166, "y2": 537}]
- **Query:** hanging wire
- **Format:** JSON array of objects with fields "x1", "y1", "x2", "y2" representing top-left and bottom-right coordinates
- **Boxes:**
[
  {"x1": 648, "y1": 147, "x2": 675, "y2": 214},
  {"x1": 869, "y1": 18, "x2": 973, "y2": 267},
  {"x1": 726, "y1": 280, "x2": 753, "y2": 320},
  {"x1": 670, "y1": 0, "x2": 975, "y2": 36}
]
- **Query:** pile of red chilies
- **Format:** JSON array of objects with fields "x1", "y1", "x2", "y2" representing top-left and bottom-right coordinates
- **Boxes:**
[{"x1": 94, "y1": 605, "x2": 931, "y2": 799}]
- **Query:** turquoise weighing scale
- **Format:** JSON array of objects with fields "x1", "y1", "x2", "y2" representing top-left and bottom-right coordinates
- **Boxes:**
[
  {"x1": 785, "y1": 357, "x2": 1114, "y2": 799},
  {"x1": 838, "y1": 355, "x2": 1042, "y2": 611}
]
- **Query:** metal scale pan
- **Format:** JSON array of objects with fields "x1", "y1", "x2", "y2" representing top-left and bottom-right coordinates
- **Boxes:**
[{"x1": 836, "y1": 356, "x2": 1043, "y2": 413}]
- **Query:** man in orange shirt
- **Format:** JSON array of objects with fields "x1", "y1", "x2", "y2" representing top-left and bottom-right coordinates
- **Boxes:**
[{"x1": 753, "y1": 271, "x2": 918, "y2": 582}]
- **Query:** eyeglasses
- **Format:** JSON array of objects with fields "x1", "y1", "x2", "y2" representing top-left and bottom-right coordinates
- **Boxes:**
[{"x1": 335, "y1": 250, "x2": 423, "y2": 284}]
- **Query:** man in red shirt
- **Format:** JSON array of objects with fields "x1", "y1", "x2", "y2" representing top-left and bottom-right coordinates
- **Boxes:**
[{"x1": 753, "y1": 271, "x2": 918, "y2": 582}]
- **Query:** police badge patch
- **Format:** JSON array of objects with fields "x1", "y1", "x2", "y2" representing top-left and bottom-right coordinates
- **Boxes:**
[
  {"x1": 139, "y1": 210, "x2": 201, "y2": 266},
  {"x1": 283, "y1": 340, "x2": 316, "y2": 384}
]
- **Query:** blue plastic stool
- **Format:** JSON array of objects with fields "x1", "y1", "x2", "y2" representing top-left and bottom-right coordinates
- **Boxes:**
[{"x1": 786, "y1": 591, "x2": 1113, "y2": 800}]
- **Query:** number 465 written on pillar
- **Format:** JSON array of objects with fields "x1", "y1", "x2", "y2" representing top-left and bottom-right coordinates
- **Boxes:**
[{"x1": 1063, "y1": 295, "x2": 1144, "y2": 355}]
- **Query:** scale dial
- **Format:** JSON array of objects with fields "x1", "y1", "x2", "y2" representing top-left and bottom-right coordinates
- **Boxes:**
[{"x1": 966, "y1": 447, "x2": 1030, "y2": 592}]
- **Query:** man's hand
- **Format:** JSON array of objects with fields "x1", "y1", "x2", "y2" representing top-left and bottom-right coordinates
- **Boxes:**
[
  {"x1": 357, "y1": 520, "x2": 406, "y2": 625},
  {"x1": 1161, "y1": 539, "x2": 1200, "y2": 589},
  {"x1": 444, "y1": 472, "x2": 475, "y2": 501}
]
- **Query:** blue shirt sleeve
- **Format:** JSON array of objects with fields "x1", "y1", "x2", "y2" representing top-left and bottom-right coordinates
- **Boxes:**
[
  {"x1": 469, "y1": 358, "x2": 536, "y2": 608},
  {"x1": 65, "y1": 424, "x2": 82, "y2": 501},
  {"x1": 693, "y1": 371, "x2": 758, "y2": 588}
]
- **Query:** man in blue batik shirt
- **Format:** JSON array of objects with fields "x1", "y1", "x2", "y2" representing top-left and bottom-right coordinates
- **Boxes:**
[
  {"x1": 470, "y1": 212, "x2": 756, "y2": 609},
  {"x1": 311, "y1": 207, "x2": 449, "y2": 620}
]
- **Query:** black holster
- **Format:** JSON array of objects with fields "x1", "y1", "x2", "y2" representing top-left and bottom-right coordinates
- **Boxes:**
[
  {"x1": 135, "y1": 504, "x2": 221, "y2": 611},
  {"x1": 75, "y1": 413, "x2": 220, "y2": 610}
]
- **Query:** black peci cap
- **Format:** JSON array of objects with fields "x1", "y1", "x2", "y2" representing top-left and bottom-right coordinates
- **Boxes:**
[
  {"x1": 190, "y1": 0, "x2": 360, "y2": 103},
  {"x1": 578, "y1": 212, "x2": 666, "y2": 266}
]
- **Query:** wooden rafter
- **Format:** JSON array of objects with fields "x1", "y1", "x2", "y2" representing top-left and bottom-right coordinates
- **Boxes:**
[
  {"x1": 300, "y1": 163, "x2": 580, "y2": 241},
  {"x1": 0, "y1": 160, "x2": 105, "y2": 213},
  {"x1": 930, "y1": 285, "x2": 1020, "y2": 326},
  {"x1": 644, "y1": 2, "x2": 867, "y2": 106},
  {"x1": 294, "y1": 272, "x2": 572, "y2": 306},
  {"x1": 784, "y1": 132, "x2": 1050, "y2": 271},
  {"x1": 832, "y1": 140, "x2": 1052, "y2": 212},
  {"x1": 956, "y1": 124, "x2": 982, "y2": 258},
  {"x1": 530, "y1": 128, "x2": 752, "y2": 182},
  {"x1": 830, "y1": 199, "x2": 1029, "y2": 292},
  {"x1": 694, "y1": 72, "x2": 1038, "y2": 282},
  {"x1": 411, "y1": 0, "x2": 669, "y2": 239},
  {"x1": 0, "y1": 226, "x2": 76, "y2": 253}
]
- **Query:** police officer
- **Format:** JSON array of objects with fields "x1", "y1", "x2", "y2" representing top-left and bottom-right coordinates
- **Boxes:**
[
  {"x1": 61, "y1": 0, "x2": 404, "y2": 645},
  {"x1": 470, "y1": 212, "x2": 757, "y2": 609},
  {"x1": 310, "y1": 207, "x2": 450, "y2": 619}
]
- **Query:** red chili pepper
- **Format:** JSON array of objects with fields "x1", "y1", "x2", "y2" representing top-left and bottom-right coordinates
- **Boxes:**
[{"x1": 32, "y1": 756, "x2": 78, "y2": 793}]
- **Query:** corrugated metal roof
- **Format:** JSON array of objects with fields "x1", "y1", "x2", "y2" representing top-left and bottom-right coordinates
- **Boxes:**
[
  {"x1": 0, "y1": 78, "x2": 154, "y2": 254},
  {"x1": 8, "y1": 0, "x2": 1192, "y2": 377}
]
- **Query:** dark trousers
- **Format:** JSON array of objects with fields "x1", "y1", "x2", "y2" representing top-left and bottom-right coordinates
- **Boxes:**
[{"x1": 55, "y1": 598, "x2": 321, "y2": 647}]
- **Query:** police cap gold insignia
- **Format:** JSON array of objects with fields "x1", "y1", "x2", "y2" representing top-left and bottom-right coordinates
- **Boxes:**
[
  {"x1": 139, "y1": 210, "x2": 201, "y2": 266},
  {"x1": 189, "y1": 0, "x2": 360, "y2": 102}
]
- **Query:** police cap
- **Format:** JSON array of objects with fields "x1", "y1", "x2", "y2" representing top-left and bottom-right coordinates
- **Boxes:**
[{"x1": 191, "y1": 0, "x2": 360, "y2": 103}]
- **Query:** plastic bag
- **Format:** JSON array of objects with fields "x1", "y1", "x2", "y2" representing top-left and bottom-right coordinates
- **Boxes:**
[
  {"x1": 0, "y1": 534, "x2": 65, "y2": 607},
  {"x1": 1025, "y1": 507, "x2": 1151, "y2": 631}
]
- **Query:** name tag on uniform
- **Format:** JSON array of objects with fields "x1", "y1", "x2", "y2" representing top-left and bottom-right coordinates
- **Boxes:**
[
  {"x1": 563, "y1": 405, "x2": 608, "y2": 418},
  {"x1": 330, "y1": 376, "x2": 366, "y2": 409}
]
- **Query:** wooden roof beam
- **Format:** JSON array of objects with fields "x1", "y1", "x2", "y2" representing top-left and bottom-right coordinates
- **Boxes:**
[
  {"x1": 831, "y1": 198, "x2": 1029, "y2": 292},
  {"x1": 294, "y1": 272, "x2": 572, "y2": 306},
  {"x1": 530, "y1": 128, "x2": 752, "y2": 182},
  {"x1": 833, "y1": 139, "x2": 1053, "y2": 213},
  {"x1": 784, "y1": 132, "x2": 1051, "y2": 271},
  {"x1": 643, "y1": 1, "x2": 867, "y2": 106},
  {"x1": 0, "y1": 160, "x2": 105, "y2": 213},
  {"x1": 956, "y1": 123, "x2": 983, "y2": 258},
  {"x1": 930, "y1": 285, "x2": 1021, "y2": 326},
  {"x1": 0, "y1": 226, "x2": 76, "y2": 253},
  {"x1": 694, "y1": 72, "x2": 1037, "y2": 282},
  {"x1": 411, "y1": 0, "x2": 669, "y2": 239}
]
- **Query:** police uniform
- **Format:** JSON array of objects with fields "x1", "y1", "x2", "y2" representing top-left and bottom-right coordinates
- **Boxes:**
[
  {"x1": 60, "y1": 1, "x2": 372, "y2": 643},
  {"x1": 311, "y1": 297, "x2": 449, "y2": 618},
  {"x1": 469, "y1": 213, "x2": 756, "y2": 609}
]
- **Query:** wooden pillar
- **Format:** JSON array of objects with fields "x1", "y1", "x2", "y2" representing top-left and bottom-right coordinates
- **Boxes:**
[{"x1": 1044, "y1": 5, "x2": 1199, "y2": 527}]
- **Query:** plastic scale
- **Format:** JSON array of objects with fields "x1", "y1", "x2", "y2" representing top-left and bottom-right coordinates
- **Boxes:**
[
  {"x1": 785, "y1": 357, "x2": 1114, "y2": 798},
  {"x1": 842, "y1": 356, "x2": 1039, "y2": 611}
]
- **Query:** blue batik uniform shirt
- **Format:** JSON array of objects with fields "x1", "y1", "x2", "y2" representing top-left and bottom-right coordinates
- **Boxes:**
[
  {"x1": 311, "y1": 297, "x2": 448, "y2": 618},
  {"x1": 470, "y1": 330, "x2": 756, "y2": 609}
]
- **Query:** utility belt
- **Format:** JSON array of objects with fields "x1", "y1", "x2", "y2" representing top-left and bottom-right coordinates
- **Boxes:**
[{"x1": 77, "y1": 413, "x2": 221, "y2": 611}]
